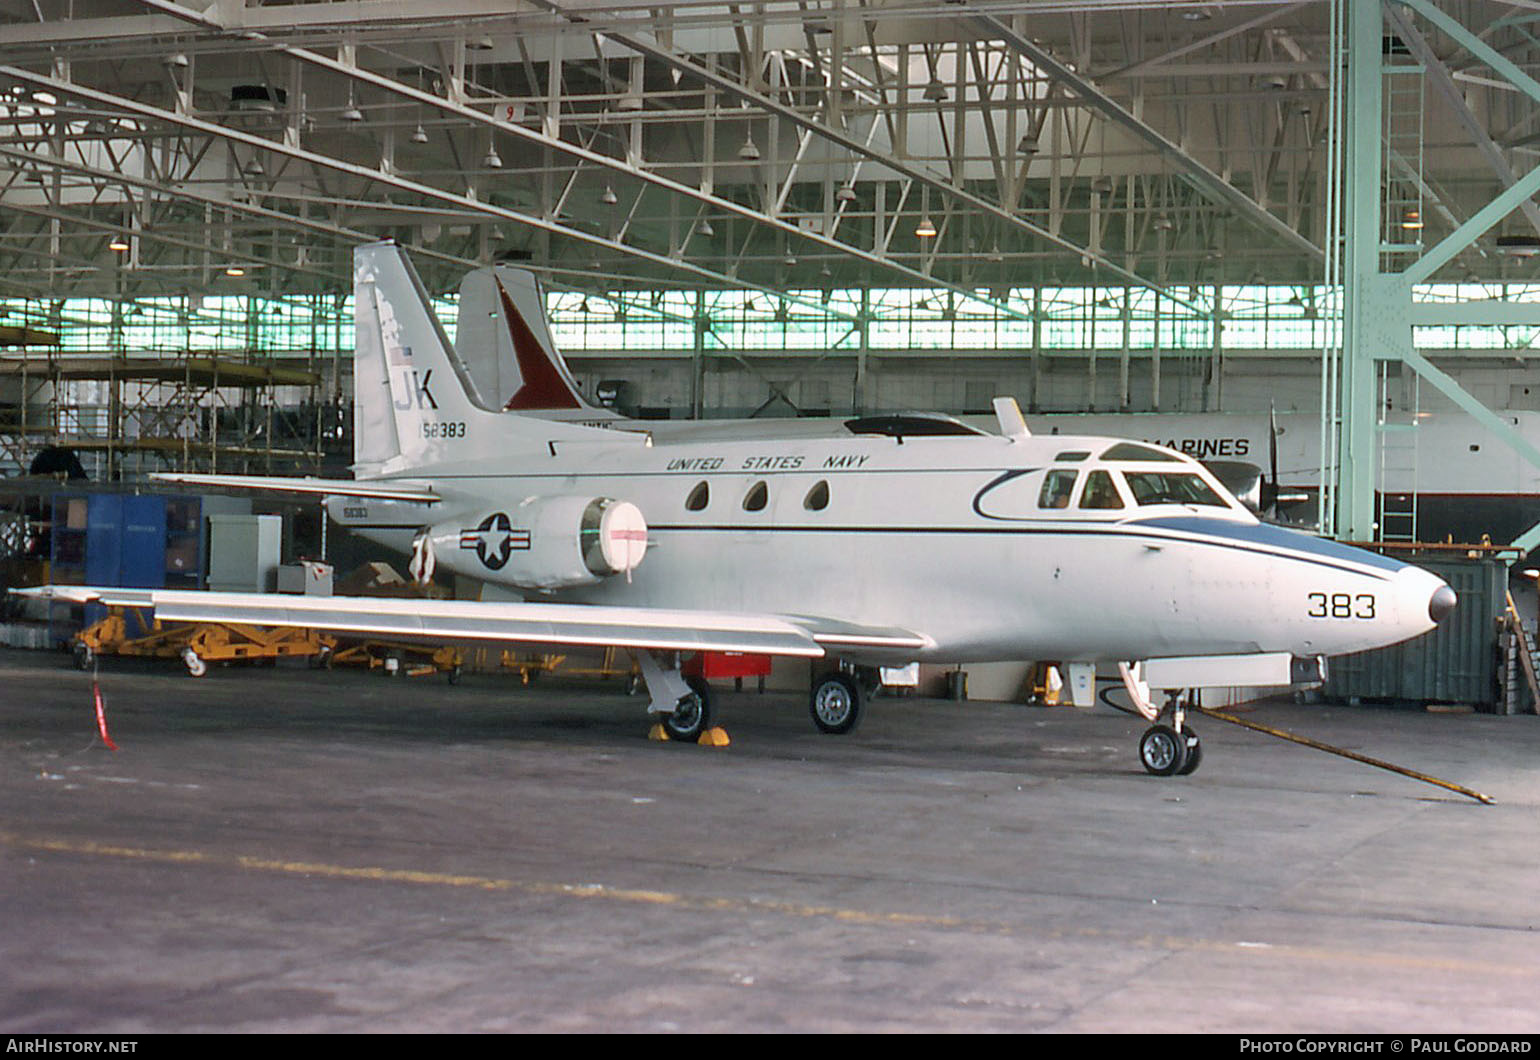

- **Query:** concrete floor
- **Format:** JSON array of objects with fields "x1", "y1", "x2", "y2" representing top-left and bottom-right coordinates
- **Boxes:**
[{"x1": 2, "y1": 646, "x2": 1538, "y2": 1034}]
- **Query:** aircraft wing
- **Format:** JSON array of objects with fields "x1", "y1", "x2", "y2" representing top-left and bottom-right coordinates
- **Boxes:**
[
  {"x1": 147, "y1": 473, "x2": 439, "y2": 503},
  {"x1": 17, "y1": 587, "x2": 931, "y2": 660}
]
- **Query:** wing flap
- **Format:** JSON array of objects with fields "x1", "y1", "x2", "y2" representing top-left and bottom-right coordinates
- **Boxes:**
[
  {"x1": 15, "y1": 587, "x2": 931, "y2": 662},
  {"x1": 787, "y1": 614, "x2": 934, "y2": 654},
  {"x1": 144, "y1": 590, "x2": 826, "y2": 658}
]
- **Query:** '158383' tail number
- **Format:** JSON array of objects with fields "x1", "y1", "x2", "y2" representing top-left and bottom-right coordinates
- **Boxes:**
[
  {"x1": 422, "y1": 421, "x2": 466, "y2": 439},
  {"x1": 1307, "y1": 592, "x2": 1376, "y2": 619}
]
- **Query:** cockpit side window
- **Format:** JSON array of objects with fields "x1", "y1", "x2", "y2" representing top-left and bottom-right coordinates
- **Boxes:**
[
  {"x1": 1078, "y1": 469, "x2": 1124, "y2": 510},
  {"x1": 1124, "y1": 471, "x2": 1228, "y2": 507},
  {"x1": 1038, "y1": 469, "x2": 1079, "y2": 509}
]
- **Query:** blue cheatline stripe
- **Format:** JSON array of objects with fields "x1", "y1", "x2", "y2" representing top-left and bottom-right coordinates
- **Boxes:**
[
  {"x1": 636, "y1": 519, "x2": 1401, "y2": 581},
  {"x1": 1125, "y1": 517, "x2": 1407, "y2": 574}
]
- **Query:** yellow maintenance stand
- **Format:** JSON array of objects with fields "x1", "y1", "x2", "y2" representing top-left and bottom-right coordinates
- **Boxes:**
[{"x1": 73, "y1": 602, "x2": 331, "y2": 676}]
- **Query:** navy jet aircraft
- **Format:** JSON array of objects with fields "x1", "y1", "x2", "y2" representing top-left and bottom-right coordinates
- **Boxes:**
[{"x1": 70, "y1": 242, "x2": 1456, "y2": 777}]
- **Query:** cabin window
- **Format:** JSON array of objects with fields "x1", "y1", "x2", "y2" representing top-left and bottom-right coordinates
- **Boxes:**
[
  {"x1": 685, "y1": 481, "x2": 710, "y2": 511},
  {"x1": 803, "y1": 480, "x2": 830, "y2": 511},
  {"x1": 1078, "y1": 470, "x2": 1124, "y2": 510},
  {"x1": 743, "y1": 481, "x2": 769, "y2": 512},
  {"x1": 1038, "y1": 469, "x2": 1079, "y2": 509},
  {"x1": 1054, "y1": 450, "x2": 1091, "y2": 462},
  {"x1": 1123, "y1": 471, "x2": 1228, "y2": 508}
]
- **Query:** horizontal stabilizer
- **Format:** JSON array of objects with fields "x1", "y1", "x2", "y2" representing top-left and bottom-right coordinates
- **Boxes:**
[
  {"x1": 12, "y1": 586, "x2": 157, "y2": 607},
  {"x1": 148, "y1": 472, "x2": 439, "y2": 503}
]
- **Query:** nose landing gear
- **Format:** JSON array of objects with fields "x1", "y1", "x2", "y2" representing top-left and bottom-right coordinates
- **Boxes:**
[
  {"x1": 1118, "y1": 663, "x2": 1204, "y2": 776},
  {"x1": 1138, "y1": 720, "x2": 1202, "y2": 776},
  {"x1": 1138, "y1": 691, "x2": 1202, "y2": 776}
]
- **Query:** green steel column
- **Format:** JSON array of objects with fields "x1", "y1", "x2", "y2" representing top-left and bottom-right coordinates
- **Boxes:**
[
  {"x1": 691, "y1": 289, "x2": 705, "y2": 419},
  {"x1": 854, "y1": 288, "x2": 870, "y2": 416},
  {"x1": 1337, "y1": 0, "x2": 1384, "y2": 541}
]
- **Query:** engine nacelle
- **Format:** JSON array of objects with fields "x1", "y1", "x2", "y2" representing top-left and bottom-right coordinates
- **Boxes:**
[{"x1": 422, "y1": 495, "x2": 647, "y2": 590}]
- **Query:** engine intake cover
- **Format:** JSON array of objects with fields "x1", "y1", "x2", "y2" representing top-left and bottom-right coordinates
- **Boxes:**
[{"x1": 424, "y1": 495, "x2": 647, "y2": 590}]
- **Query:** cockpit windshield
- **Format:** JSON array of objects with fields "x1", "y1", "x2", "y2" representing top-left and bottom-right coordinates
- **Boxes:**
[{"x1": 1123, "y1": 470, "x2": 1229, "y2": 508}]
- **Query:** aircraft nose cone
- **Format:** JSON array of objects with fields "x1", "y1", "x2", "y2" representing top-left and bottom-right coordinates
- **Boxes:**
[{"x1": 1429, "y1": 584, "x2": 1458, "y2": 625}]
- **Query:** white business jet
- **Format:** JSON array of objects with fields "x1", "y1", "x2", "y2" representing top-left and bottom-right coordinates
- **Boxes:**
[{"x1": 58, "y1": 241, "x2": 1453, "y2": 778}]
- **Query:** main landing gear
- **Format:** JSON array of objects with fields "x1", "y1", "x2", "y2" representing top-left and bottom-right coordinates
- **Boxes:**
[
  {"x1": 663, "y1": 676, "x2": 714, "y2": 743},
  {"x1": 634, "y1": 651, "x2": 715, "y2": 743},
  {"x1": 810, "y1": 672, "x2": 861, "y2": 734},
  {"x1": 636, "y1": 654, "x2": 878, "y2": 742}
]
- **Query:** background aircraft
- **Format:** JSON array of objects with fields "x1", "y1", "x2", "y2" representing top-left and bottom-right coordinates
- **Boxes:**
[{"x1": 459, "y1": 262, "x2": 1540, "y2": 547}]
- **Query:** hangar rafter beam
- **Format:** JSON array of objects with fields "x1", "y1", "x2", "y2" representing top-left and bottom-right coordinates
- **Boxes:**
[
  {"x1": 95, "y1": 0, "x2": 1081, "y2": 319},
  {"x1": 0, "y1": 63, "x2": 866, "y2": 322},
  {"x1": 971, "y1": 10, "x2": 1324, "y2": 264}
]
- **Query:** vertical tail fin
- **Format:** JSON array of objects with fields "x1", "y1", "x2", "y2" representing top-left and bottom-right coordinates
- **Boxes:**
[{"x1": 353, "y1": 241, "x2": 616, "y2": 476}]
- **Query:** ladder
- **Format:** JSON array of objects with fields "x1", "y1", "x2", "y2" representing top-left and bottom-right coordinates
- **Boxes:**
[
  {"x1": 1375, "y1": 365, "x2": 1420, "y2": 543},
  {"x1": 1503, "y1": 593, "x2": 1540, "y2": 715},
  {"x1": 1382, "y1": 63, "x2": 1426, "y2": 264}
]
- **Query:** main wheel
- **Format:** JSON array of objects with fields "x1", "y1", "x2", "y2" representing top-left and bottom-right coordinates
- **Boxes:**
[
  {"x1": 661, "y1": 676, "x2": 713, "y2": 743},
  {"x1": 1138, "y1": 724, "x2": 1188, "y2": 776},
  {"x1": 810, "y1": 673, "x2": 864, "y2": 735}
]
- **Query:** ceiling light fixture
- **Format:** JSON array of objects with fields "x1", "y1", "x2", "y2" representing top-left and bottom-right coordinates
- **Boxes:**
[
  {"x1": 108, "y1": 235, "x2": 130, "y2": 253},
  {"x1": 410, "y1": 123, "x2": 429, "y2": 144},
  {"x1": 738, "y1": 133, "x2": 760, "y2": 161},
  {"x1": 1497, "y1": 234, "x2": 1540, "y2": 257},
  {"x1": 915, "y1": 215, "x2": 938, "y2": 238}
]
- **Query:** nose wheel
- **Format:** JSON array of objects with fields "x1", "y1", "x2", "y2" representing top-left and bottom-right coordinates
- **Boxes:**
[
  {"x1": 1139, "y1": 723, "x2": 1201, "y2": 776},
  {"x1": 1138, "y1": 692, "x2": 1202, "y2": 776}
]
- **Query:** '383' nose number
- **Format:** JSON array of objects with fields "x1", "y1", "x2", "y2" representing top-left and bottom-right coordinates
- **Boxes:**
[{"x1": 1307, "y1": 592, "x2": 1376, "y2": 619}]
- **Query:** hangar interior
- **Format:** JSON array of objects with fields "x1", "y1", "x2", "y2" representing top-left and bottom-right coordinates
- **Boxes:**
[
  {"x1": 3, "y1": 0, "x2": 1540, "y2": 702},
  {"x1": 8, "y1": 0, "x2": 1540, "y2": 1037}
]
